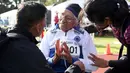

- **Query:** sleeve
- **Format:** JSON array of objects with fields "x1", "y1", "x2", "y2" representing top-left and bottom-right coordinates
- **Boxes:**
[
  {"x1": 108, "y1": 25, "x2": 130, "y2": 68},
  {"x1": 106, "y1": 25, "x2": 130, "y2": 69},
  {"x1": 108, "y1": 59, "x2": 128, "y2": 68},
  {"x1": 79, "y1": 31, "x2": 98, "y2": 72},
  {"x1": 108, "y1": 45, "x2": 129, "y2": 69},
  {"x1": 39, "y1": 31, "x2": 54, "y2": 65},
  {"x1": 72, "y1": 57, "x2": 79, "y2": 63}
]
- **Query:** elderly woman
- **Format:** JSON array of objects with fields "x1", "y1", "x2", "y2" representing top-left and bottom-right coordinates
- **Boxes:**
[{"x1": 40, "y1": 4, "x2": 98, "y2": 73}]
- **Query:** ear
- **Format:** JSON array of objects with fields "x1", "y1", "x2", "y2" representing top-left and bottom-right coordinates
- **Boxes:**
[{"x1": 36, "y1": 23, "x2": 40, "y2": 33}]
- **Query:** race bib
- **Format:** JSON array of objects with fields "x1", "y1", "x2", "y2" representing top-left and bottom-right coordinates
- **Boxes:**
[{"x1": 65, "y1": 40, "x2": 80, "y2": 58}]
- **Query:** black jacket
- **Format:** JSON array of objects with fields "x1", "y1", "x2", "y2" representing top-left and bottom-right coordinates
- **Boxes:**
[
  {"x1": 106, "y1": 17, "x2": 130, "y2": 73},
  {"x1": 0, "y1": 27, "x2": 55, "y2": 73}
]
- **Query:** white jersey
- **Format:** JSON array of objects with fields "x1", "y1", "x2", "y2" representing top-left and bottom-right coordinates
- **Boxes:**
[{"x1": 39, "y1": 26, "x2": 98, "y2": 72}]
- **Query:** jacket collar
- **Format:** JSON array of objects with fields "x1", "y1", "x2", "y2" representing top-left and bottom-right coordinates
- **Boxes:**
[{"x1": 8, "y1": 26, "x2": 38, "y2": 44}]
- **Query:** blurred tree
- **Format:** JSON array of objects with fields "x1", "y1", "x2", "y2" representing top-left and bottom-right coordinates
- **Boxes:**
[
  {"x1": 0, "y1": 0, "x2": 67, "y2": 14},
  {"x1": 40, "y1": 0, "x2": 47, "y2": 3},
  {"x1": 0, "y1": 0, "x2": 44, "y2": 14},
  {"x1": 44, "y1": 0, "x2": 67, "y2": 6},
  {"x1": 0, "y1": 0, "x2": 17, "y2": 14},
  {"x1": 13, "y1": 0, "x2": 21, "y2": 8},
  {"x1": 44, "y1": 0, "x2": 56, "y2": 6}
]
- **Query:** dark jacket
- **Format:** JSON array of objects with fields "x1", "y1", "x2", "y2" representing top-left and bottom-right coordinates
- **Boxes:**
[
  {"x1": 0, "y1": 27, "x2": 55, "y2": 73},
  {"x1": 106, "y1": 17, "x2": 130, "y2": 73}
]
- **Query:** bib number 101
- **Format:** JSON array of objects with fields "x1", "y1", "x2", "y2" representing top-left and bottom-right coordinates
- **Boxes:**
[{"x1": 69, "y1": 46, "x2": 77, "y2": 54}]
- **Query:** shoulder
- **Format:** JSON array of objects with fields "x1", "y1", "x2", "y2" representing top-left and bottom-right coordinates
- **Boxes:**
[
  {"x1": 74, "y1": 27, "x2": 90, "y2": 36},
  {"x1": 74, "y1": 27, "x2": 85, "y2": 35},
  {"x1": 76, "y1": 28, "x2": 92, "y2": 41},
  {"x1": 10, "y1": 38, "x2": 36, "y2": 48},
  {"x1": 49, "y1": 27, "x2": 58, "y2": 34},
  {"x1": 47, "y1": 24, "x2": 59, "y2": 34},
  {"x1": 6, "y1": 33, "x2": 36, "y2": 49}
]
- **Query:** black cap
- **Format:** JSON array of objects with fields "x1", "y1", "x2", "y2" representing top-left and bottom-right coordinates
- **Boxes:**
[{"x1": 66, "y1": 4, "x2": 81, "y2": 18}]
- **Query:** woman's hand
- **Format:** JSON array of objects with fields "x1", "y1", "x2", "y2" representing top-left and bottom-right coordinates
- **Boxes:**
[
  {"x1": 62, "y1": 42, "x2": 72, "y2": 64},
  {"x1": 88, "y1": 53, "x2": 109, "y2": 68},
  {"x1": 53, "y1": 40, "x2": 63, "y2": 64}
]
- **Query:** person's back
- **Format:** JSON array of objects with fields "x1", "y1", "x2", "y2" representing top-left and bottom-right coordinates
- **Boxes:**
[
  {"x1": 0, "y1": 2, "x2": 55, "y2": 73},
  {"x1": 0, "y1": 30, "x2": 53, "y2": 73}
]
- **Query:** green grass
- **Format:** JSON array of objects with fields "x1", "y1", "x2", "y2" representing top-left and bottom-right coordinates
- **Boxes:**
[{"x1": 93, "y1": 36, "x2": 127, "y2": 54}]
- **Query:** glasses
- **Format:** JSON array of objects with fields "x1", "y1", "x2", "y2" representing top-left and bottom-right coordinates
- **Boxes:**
[{"x1": 59, "y1": 15, "x2": 76, "y2": 22}]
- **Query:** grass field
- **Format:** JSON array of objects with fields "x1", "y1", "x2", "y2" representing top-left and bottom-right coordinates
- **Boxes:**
[{"x1": 94, "y1": 36, "x2": 127, "y2": 54}]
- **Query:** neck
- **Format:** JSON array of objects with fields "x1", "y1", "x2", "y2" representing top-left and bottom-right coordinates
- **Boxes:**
[
  {"x1": 59, "y1": 24, "x2": 68, "y2": 32},
  {"x1": 61, "y1": 28, "x2": 69, "y2": 32}
]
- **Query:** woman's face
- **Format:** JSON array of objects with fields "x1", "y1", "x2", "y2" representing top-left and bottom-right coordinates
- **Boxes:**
[
  {"x1": 96, "y1": 17, "x2": 112, "y2": 32},
  {"x1": 96, "y1": 23, "x2": 109, "y2": 32},
  {"x1": 59, "y1": 9, "x2": 78, "y2": 32},
  {"x1": 88, "y1": 15, "x2": 111, "y2": 32}
]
